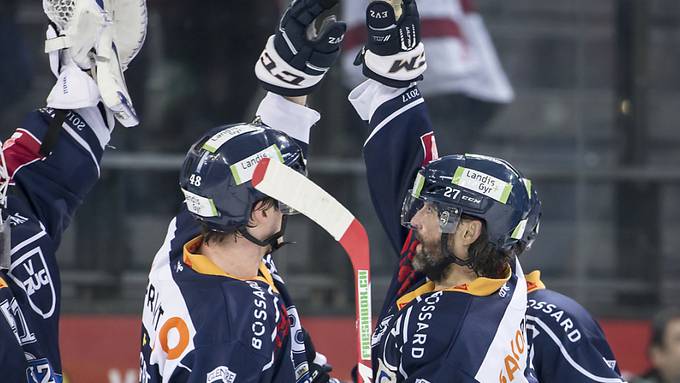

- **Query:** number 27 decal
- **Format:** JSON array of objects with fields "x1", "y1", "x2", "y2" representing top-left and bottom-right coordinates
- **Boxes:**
[{"x1": 444, "y1": 187, "x2": 460, "y2": 199}]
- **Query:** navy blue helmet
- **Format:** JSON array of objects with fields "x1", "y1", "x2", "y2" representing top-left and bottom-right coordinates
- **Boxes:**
[
  {"x1": 179, "y1": 121, "x2": 306, "y2": 234},
  {"x1": 402, "y1": 153, "x2": 533, "y2": 254}
]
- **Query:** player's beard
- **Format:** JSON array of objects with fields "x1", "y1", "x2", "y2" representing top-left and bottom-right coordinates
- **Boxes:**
[{"x1": 412, "y1": 233, "x2": 455, "y2": 283}]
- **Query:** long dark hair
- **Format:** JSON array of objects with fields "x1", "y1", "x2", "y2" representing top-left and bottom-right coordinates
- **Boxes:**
[
  {"x1": 201, "y1": 197, "x2": 278, "y2": 245},
  {"x1": 464, "y1": 219, "x2": 526, "y2": 278}
]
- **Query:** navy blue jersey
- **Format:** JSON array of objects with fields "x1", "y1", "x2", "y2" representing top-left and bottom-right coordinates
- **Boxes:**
[
  {"x1": 525, "y1": 271, "x2": 625, "y2": 383},
  {"x1": 372, "y1": 257, "x2": 531, "y2": 382},
  {"x1": 140, "y1": 93, "x2": 321, "y2": 383},
  {"x1": 0, "y1": 106, "x2": 111, "y2": 382},
  {"x1": 140, "y1": 210, "x2": 307, "y2": 383},
  {"x1": 0, "y1": 272, "x2": 29, "y2": 383},
  {"x1": 349, "y1": 80, "x2": 533, "y2": 382}
]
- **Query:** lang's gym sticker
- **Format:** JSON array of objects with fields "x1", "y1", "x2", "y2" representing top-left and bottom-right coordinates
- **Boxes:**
[{"x1": 452, "y1": 166, "x2": 513, "y2": 204}]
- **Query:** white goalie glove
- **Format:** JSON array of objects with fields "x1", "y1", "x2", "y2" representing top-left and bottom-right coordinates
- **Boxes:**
[{"x1": 43, "y1": 0, "x2": 147, "y2": 127}]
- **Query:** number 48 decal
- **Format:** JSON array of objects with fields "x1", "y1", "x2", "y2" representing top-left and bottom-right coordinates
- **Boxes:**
[{"x1": 189, "y1": 174, "x2": 202, "y2": 187}]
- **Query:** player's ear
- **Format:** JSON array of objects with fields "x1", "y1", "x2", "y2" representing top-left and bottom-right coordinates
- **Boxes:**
[
  {"x1": 250, "y1": 198, "x2": 277, "y2": 225},
  {"x1": 249, "y1": 200, "x2": 266, "y2": 226},
  {"x1": 459, "y1": 219, "x2": 482, "y2": 246}
]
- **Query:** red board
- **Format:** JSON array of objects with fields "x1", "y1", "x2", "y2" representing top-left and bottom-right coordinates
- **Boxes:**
[
  {"x1": 59, "y1": 316, "x2": 651, "y2": 382},
  {"x1": 60, "y1": 316, "x2": 141, "y2": 383},
  {"x1": 600, "y1": 319, "x2": 652, "y2": 376}
]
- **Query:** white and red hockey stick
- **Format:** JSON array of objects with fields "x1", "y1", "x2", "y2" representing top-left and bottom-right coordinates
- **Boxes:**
[{"x1": 252, "y1": 158, "x2": 373, "y2": 383}]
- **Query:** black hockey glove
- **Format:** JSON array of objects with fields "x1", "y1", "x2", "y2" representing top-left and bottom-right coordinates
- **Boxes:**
[
  {"x1": 354, "y1": 0, "x2": 427, "y2": 88},
  {"x1": 303, "y1": 328, "x2": 340, "y2": 383},
  {"x1": 255, "y1": 0, "x2": 347, "y2": 96}
]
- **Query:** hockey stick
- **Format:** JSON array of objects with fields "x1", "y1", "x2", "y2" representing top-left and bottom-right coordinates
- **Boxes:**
[
  {"x1": 252, "y1": 158, "x2": 373, "y2": 383},
  {"x1": 386, "y1": 0, "x2": 402, "y2": 19}
]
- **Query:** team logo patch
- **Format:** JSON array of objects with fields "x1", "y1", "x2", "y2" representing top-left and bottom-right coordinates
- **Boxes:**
[
  {"x1": 419, "y1": 132, "x2": 438, "y2": 166},
  {"x1": 371, "y1": 314, "x2": 394, "y2": 347},
  {"x1": 9, "y1": 246, "x2": 56, "y2": 319},
  {"x1": 26, "y1": 358, "x2": 61, "y2": 383},
  {"x1": 206, "y1": 366, "x2": 237, "y2": 383}
]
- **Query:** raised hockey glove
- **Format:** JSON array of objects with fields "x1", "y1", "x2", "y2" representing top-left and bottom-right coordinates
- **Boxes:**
[
  {"x1": 354, "y1": 0, "x2": 427, "y2": 88},
  {"x1": 255, "y1": 0, "x2": 347, "y2": 96}
]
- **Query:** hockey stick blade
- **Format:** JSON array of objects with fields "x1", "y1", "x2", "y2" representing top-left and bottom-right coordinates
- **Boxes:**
[{"x1": 252, "y1": 158, "x2": 373, "y2": 383}]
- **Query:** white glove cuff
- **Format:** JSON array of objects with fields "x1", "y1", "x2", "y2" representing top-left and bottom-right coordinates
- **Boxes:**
[
  {"x1": 46, "y1": 64, "x2": 101, "y2": 110},
  {"x1": 256, "y1": 92, "x2": 320, "y2": 144},
  {"x1": 348, "y1": 79, "x2": 407, "y2": 122},
  {"x1": 364, "y1": 42, "x2": 427, "y2": 82}
]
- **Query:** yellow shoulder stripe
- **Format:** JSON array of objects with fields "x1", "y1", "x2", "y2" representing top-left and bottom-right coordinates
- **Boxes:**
[
  {"x1": 525, "y1": 270, "x2": 546, "y2": 293},
  {"x1": 396, "y1": 281, "x2": 435, "y2": 310},
  {"x1": 182, "y1": 236, "x2": 279, "y2": 293},
  {"x1": 395, "y1": 268, "x2": 513, "y2": 310}
]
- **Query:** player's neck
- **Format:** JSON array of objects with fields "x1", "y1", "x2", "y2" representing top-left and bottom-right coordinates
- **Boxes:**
[
  {"x1": 199, "y1": 237, "x2": 267, "y2": 279},
  {"x1": 433, "y1": 264, "x2": 477, "y2": 291}
]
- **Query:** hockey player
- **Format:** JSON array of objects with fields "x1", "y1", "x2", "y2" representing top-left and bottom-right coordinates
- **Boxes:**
[
  {"x1": 519, "y1": 187, "x2": 626, "y2": 382},
  {"x1": 139, "y1": 0, "x2": 347, "y2": 381},
  {"x1": 349, "y1": 0, "x2": 535, "y2": 381},
  {"x1": 0, "y1": 0, "x2": 147, "y2": 381}
]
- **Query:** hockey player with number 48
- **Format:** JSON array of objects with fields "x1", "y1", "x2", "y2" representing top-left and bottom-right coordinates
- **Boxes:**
[
  {"x1": 0, "y1": 0, "x2": 146, "y2": 381},
  {"x1": 139, "y1": 0, "x2": 347, "y2": 381},
  {"x1": 349, "y1": 0, "x2": 537, "y2": 381}
]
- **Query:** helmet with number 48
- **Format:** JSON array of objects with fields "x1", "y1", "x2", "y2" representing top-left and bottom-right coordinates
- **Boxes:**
[{"x1": 179, "y1": 121, "x2": 306, "y2": 237}]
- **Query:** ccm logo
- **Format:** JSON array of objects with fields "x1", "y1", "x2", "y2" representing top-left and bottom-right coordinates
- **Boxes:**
[{"x1": 260, "y1": 52, "x2": 304, "y2": 86}]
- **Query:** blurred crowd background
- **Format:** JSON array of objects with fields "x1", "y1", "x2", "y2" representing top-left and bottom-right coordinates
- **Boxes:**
[{"x1": 2, "y1": 0, "x2": 680, "y2": 379}]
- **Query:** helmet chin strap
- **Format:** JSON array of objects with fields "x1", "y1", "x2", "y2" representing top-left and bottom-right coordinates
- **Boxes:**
[
  {"x1": 440, "y1": 233, "x2": 473, "y2": 268},
  {"x1": 238, "y1": 215, "x2": 292, "y2": 253}
]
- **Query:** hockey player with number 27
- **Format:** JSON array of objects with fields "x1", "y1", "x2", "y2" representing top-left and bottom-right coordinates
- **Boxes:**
[
  {"x1": 0, "y1": 0, "x2": 146, "y2": 381},
  {"x1": 349, "y1": 0, "x2": 537, "y2": 381},
  {"x1": 139, "y1": 0, "x2": 347, "y2": 382}
]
